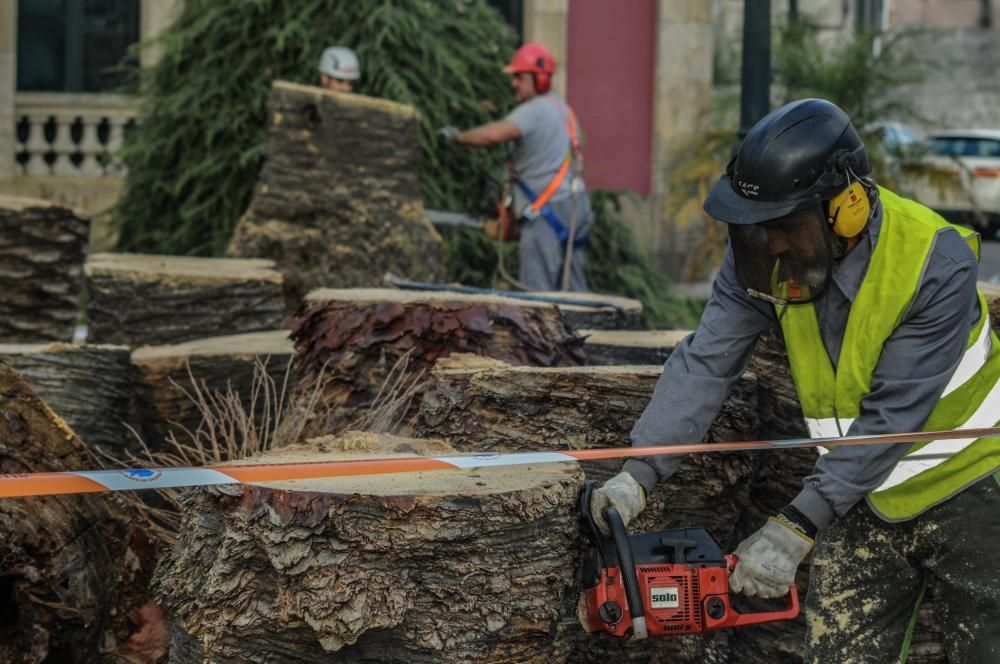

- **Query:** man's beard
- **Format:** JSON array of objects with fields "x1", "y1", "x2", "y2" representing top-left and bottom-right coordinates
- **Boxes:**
[{"x1": 777, "y1": 250, "x2": 830, "y2": 290}]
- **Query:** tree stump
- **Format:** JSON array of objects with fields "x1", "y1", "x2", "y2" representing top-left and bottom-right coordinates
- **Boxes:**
[
  {"x1": 531, "y1": 292, "x2": 643, "y2": 330},
  {"x1": 130, "y1": 330, "x2": 295, "y2": 452},
  {"x1": 0, "y1": 362, "x2": 157, "y2": 663},
  {"x1": 85, "y1": 253, "x2": 286, "y2": 347},
  {"x1": 415, "y1": 355, "x2": 763, "y2": 663},
  {"x1": 227, "y1": 81, "x2": 444, "y2": 306},
  {"x1": 289, "y1": 289, "x2": 586, "y2": 433},
  {"x1": 156, "y1": 432, "x2": 583, "y2": 663},
  {"x1": 0, "y1": 195, "x2": 89, "y2": 342},
  {"x1": 578, "y1": 329, "x2": 690, "y2": 366},
  {"x1": 0, "y1": 343, "x2": 132, "y2": 458}
]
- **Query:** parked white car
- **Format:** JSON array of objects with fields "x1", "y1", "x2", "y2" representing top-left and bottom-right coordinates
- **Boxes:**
[{"x1": 914, "y1": 130, "x2": 1000, "y2": 238}]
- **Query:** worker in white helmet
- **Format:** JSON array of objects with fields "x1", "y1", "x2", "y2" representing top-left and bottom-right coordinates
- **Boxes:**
[{"x1": 318, "y1": 46, "x2": 360, "y2": 93}]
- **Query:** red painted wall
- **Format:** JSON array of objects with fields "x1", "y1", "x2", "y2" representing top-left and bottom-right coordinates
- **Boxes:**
[{"x1": 566, "y1": 0, "x2": 656, "y2": 195}]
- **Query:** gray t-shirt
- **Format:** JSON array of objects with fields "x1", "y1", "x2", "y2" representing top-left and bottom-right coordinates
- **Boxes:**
[{"x1": 506, "y1": 92, "x2": 584, "y2": 216}]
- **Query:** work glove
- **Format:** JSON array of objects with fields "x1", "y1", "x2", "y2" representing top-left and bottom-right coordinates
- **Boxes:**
[
  {"x1": 589, "y1": 471, "x2": 646, "y2": 536},
  {"x1": 730, "y1": 511, "x2": 814, "y2": 599},
  {"x1": 437, "y1": 125, "x2": 461, "y2": 142}
]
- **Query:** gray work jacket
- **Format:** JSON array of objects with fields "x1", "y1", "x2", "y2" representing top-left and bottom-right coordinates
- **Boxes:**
[{"x1": 623, "y1": 199, "x2": 981, "y2": 530}]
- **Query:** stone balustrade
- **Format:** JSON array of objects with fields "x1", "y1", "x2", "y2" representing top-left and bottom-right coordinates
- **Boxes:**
[{"x1": 14, "y1": 92, "x2": 136, "y2": 177}]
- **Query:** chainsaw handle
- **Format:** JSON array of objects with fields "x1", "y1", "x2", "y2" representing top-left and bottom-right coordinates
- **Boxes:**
[
  {"x1": 729, "y1": 583, "x2": 800, "y2": 627},
  {"x1": 711, "y1": 583, "x2": 800, "y2": 629},
  {"x1": 603, "y1": 506, "x2": 648, "y2": 639}
]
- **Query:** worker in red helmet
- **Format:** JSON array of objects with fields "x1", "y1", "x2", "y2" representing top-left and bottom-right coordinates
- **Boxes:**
[{"x1": 439, "y1": 42, "x2": 591, "y2": 292}]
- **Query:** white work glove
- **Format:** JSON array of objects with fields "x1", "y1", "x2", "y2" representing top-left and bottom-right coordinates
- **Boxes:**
[
  {"x1": 589, "y1": 471, "x2": 646, "y2": 536},
  {"x1": 730, "y1": 515, "x2": 814, "y2": 598},
  {"x1": 437, "y1": 125, "x2": 461, "y2": 142}
]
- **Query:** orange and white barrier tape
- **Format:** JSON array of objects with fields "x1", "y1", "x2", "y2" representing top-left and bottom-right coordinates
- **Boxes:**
[{"x1": 1, "y1": 427, "x2": 998, "y2": 499}]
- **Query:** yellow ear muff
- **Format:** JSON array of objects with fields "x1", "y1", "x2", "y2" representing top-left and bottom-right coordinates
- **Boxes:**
[{"x1": 827, "y1": 181, "x2": 870, "y2": 238}]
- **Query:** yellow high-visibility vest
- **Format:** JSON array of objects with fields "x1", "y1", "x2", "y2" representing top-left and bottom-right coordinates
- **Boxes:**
[{"x1": 777, "y1": 187, "x2": 1000, "y2": 521}]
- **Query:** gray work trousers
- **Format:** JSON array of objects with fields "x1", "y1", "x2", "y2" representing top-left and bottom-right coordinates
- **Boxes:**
[
  {"x1": 518, "y1": 193, "x2": 591, "y2": 292},
  {"x1": 805, "y1": 473, "x2": 1000, "y2": 663}
]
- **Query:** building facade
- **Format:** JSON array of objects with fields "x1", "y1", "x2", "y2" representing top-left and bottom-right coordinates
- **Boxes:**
[{"x1": 0, "y1": 0, "x2": 179, "y2": 245}]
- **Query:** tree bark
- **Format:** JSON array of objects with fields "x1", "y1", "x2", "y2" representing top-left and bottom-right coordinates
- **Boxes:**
[
  {"x1": 0, "y1": 343, "x2": 133, "y2": 458},
  {"x1": 0, "y1": 362, "x2": 157, "y2": 663},
  {"x1": 578, "y1": 329, "x2": 690, "y2": 366},
  {"x1": 415, "y1": 355, "x2": 765, "y2": 662},
  {"x1": 156, "y1": 432, "x2": 583, "y2": 663},
  {"x1": 532, "y1": 292, "x2": 643, "y2": 330},
  {"x1": 130, "y1": 330, "x2": 295, "y2": 453},
  {"x1": 85, "y1": 253, "x2": 286, "y2": 347},
  {"x1": 289, "y1": 289, "x2": 585, "y2": 433},
  {"x1": 0, "y1": 195, "x2": 89, "y2": 342},
  {"x1": 227, "y1": 81, "x2": 444, "y2": 306}
]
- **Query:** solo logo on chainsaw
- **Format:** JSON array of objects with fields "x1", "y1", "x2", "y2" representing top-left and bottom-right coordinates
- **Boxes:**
[{"x1": 650, "y1": 587, "x2": 680, "y2": 609}]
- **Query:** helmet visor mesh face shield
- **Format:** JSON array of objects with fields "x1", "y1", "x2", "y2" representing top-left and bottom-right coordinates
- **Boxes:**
[{"x1": 726, "y1": 206, "x2": 834, "y2": 306}]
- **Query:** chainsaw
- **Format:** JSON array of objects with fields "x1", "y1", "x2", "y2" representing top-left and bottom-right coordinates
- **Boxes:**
[{"x1": 578, "y1": 480, "x2": 800, "y2": 640}]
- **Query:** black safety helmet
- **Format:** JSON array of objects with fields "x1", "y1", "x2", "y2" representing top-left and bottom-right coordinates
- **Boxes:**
[{"x1": 704, "y1": 98, "x2": 872, "y2": 225}]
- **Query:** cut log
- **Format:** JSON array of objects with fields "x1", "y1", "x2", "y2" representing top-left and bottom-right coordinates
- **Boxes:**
[
  {"x1": 156, "y1": 432, "x2": 583, "y2": 663},
  {"x1": 0, "y1": 195, "x2": 89, "y2": 342},
  {"x1": 578, "y1": 329, "x2": 690, "y2": 366},
  {"x1": 0, "y1": 342, "x2": 132, "y2": 458},
  {"x1": 85, "y1": 252, "x2": 286, "y2": 347},
  {"x1": 531, "y1": 292, "x2": 643, "y2": 330},
  {"x1": 290, "y1": 288, "x2": 585, "y2": 433},
  {"x1": 415, "y1": 355, "x2": 761, "y2": 663},
  {"x1": 130, "y1": 330, "x2": 295, "y2": 452},
  {"x1": 0, "y1": 362, "x2": 157, "y2": 663},
  {"x1": 227, "y1": 80, "x2": 444, "y2": 305},
  {"x1": 981, "y1": 280, "x2": 1000, "y2": 330}
]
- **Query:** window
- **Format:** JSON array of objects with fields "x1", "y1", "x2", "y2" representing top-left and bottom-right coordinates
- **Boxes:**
[
  {"x1": 486, "y1": 0, "x2": 524, "y2": 41},
  {"x1": 974, "y1": 140, "x2": 1000, "y2": 158},
  {"x1": 17, "y1": 0, "x2": 139, "y2": 93},
  {"x1": 927, "y1": 137, "x2": 962, "y2": 156}
]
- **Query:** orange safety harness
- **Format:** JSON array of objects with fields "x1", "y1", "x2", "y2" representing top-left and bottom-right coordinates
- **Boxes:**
[
  {"x1": 500, "y1": 96, "x2": 584, "y2": 245},
  {"x1": 526, "y1": 99, "x2": 581, "y2": 216}
]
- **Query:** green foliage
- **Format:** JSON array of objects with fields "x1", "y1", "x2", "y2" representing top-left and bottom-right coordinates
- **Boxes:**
[
  {"x1": 774, "y1": 19, "x2": 930, "y2": 130},
  {"x1": 442, "y1": 190, "x2": 705, "y2": 330},
  {"x1": 587, "y1": 191, "x2": 704, "y2": 329},
  {"x1": 669, "y1": 20, "x2": 936, "y2": 280},
  {"x1": 115, "y1": 0, "x2": 515, "y2": 256}
]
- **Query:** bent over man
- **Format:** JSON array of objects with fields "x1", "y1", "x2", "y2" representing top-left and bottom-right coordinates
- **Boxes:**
[
  {"x1": 440, "y1": 42, "x2": 591, "y2": 292},
  {"x1": 590, "y1": 98, "x2": 1000, "y2": 663}
]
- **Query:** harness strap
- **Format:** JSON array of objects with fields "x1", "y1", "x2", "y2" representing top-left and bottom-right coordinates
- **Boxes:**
[
  {"x1": 527, "y1": 96, "x2": 580, "y2": 214},
  {"x1": 514, "y1": 178, "x2": 589, "y2": 247}
]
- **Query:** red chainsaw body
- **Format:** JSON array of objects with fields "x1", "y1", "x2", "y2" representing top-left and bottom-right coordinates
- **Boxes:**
[{"x1": 582, "y1": 546, "x2": 799, "y2": 638}]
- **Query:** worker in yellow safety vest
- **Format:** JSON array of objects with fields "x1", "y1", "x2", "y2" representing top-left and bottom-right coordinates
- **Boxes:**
[
  {"x1": 589, "y1": 98, "x2": 1000, "y2": 662},
  {"x1": 439, "y1": 42, "x2": 590, "y2": 292}
]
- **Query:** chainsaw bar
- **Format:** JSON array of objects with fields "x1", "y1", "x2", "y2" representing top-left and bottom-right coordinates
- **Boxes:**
[{"x1": 1, "y1": 427, "x2": 997, "y2": 498}]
